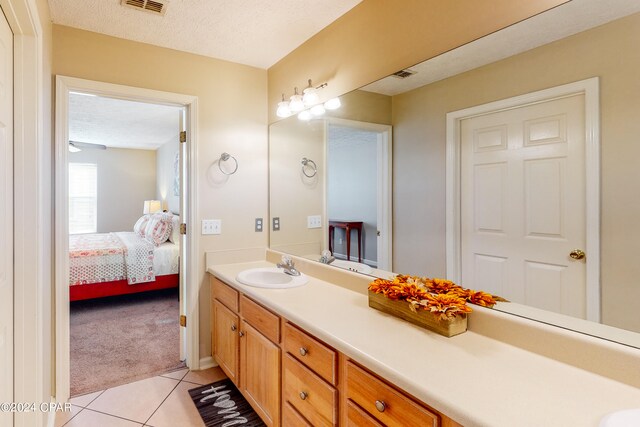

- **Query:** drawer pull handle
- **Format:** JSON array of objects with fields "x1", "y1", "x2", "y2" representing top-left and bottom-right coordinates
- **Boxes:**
[
  {"x1": 231, "y1": 324, "x2": 237, "y2": 331},
  {"x1": 238, "y1": 331, "x2": 245, "y2": 337},
  {"x1": 299, "y1": 391, "x2": 308, "y2": 400},
  {"x1": 375, "y1": 400, "x2": 386, "y2": 413},
  {"x1": 299, "y1": 347, "x2": 308, "y2": 356}
]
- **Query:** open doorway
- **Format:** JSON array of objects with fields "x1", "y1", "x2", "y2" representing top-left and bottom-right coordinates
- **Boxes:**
[
  {"x1": 66, "y1": 93, "x2": 185, "y2": 396},
  {"x1": 325, "y1": 119, "x2": 392, "y2": 271},
  {"x1": 55, "y1": 76, "x2": 199, "y2": 402}
]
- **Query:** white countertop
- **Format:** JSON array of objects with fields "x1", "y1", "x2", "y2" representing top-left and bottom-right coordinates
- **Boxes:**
[{"x1": 208, "y1": 261, "x2": 640, "y2": 427}]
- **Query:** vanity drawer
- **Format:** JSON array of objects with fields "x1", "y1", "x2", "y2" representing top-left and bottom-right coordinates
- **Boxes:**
[
  {"x1": 240, "y1": 295, "x2": 280, "y2": 344},
  {"x1": 345, "y1": 361, "x2": 439, "y2": 427},
  {"x1": 283, "y1": 354, "x2": 337, "y2": 426},
  {"x1": 283, "y1": 401, "x2": 312, "y2": 427},
  {"x1": 284, "y1": 323, "x2": 337, "y2": 385},
  {"x1": 211, "y1": 277, "x2": 239, "y2": 312},
  {"x1": 346, "y1": 400, "x2": 384, "y2": 427}
]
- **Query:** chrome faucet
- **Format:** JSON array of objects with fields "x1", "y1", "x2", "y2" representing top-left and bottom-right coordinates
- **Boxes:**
[
  {"x1": 319, "y1": 250, "x2": 335, "y2": 265},
  {"x1": 277, "y1": 255, "x2": 301, "y2": 276}
]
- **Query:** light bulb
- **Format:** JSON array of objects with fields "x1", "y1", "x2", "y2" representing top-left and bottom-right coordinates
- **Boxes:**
[
  {"x1": 289, "y1": 87, "x2": 304, "y2": 112},
  {"x1": 310, "y1": 104, "x2": 326, "y2": 116},
  {"x1": 298, "y1": 110, "x2": 312, "y2": 121},
  {"x1": 276, "y1": 102, "x2": 291, "y2": 118},
  {"x1": 303, "y1": 79, "x2": 320, "y2": 106},
  {"x1": 324, "y1": 97, "x2": 341, "y2": 110}
]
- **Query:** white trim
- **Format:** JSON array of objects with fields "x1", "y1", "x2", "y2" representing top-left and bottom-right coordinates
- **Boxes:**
[
  {"x1": 324, "y1": 117, "x2": 393, "y2": 271},
  {"x1": 54, "y1": 76, "x2": 200, "y2": 402},
  {"x1": 1, "y1": 0, "x2": 49, "y2": 425},
  {"x1": 445, "y1": 77, "x2": 600, "y2": 322},
  {"x1": 199, "y1": 356, "x2": 217, "y2": 370}
]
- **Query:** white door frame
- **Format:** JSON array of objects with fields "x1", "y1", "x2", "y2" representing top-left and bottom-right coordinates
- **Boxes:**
[
  {"x1": 323, "y1": 117, "x2": 393, "y2": 271},
  {"x1": 1, "y1": 0, "x2": 49, "y2": 425},
  {"x1": 55, "y1": 76, "x2": 200, "y2": 402},
  {"x1": 445, "y1": 77, "x2": 600, "y2": 322}
]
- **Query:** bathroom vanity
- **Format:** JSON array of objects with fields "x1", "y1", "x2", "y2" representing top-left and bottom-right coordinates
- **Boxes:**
[
  {"x1": 210, "y1": 274, "x2": 460, "y2": 426},
  {"x1": 208, "y1": 256, "x2": 640, "y2": 427}
]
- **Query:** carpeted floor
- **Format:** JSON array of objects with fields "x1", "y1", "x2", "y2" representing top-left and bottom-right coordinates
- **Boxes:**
[{"x1": 70, "y1": 288, "x2": 185, "y2": 396}]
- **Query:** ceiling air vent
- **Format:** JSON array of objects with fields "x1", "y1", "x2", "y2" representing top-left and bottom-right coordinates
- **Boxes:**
[
  {"x1": 391, "y1": 69, "x2": 416, "y2": 79},
  {"x1": 121, "y1": 0, "x2": 168, "y2": 15}
]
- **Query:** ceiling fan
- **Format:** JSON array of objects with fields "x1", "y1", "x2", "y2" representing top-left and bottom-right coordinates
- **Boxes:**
[{"x1": 68, "y1": 140, "x2": 108, "y2": 152}]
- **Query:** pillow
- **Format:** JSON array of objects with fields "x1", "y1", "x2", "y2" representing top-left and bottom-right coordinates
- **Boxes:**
[
  {"x1": 144, "y1": 212, "x2": 174, "y2": 246},
  {"x1": 168, "y1": 215, "x2": 181, "y2": 244},
  {"x1": 133, "y1": 214, "x2": 151, "y2": 236}
]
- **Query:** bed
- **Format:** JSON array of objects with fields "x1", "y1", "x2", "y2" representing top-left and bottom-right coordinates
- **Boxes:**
[{"x1": 69, "y1": 226, "x2": 180, "y2": 301}]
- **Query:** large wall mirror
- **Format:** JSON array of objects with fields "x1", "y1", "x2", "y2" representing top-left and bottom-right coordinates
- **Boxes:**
[{"x1": 269, "y1": 0, "x2": 640, "y2": 349}]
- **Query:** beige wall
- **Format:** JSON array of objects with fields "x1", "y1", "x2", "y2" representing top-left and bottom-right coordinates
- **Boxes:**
[
  {"x1": 267, "y1": 0, "x2": 567, "y2": 123},
  {"x1": 391, "y1": 13, "x2": 640, "y2": 333},
  {"x1": 53, "y1": 25, "x2": 269, "y2": 358},
  {"x1": 69, "y1": 147, "x2": 157, "y2": 233},
  {"x1": 156, "y1": 136, "x2": 180, "y2": 214}
]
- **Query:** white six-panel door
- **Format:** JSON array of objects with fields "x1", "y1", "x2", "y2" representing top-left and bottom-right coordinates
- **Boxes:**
[
  {"x1": 460, "y1": 94, "x2": 587, "y2": 318},
  {"x1": 0, "y1": 7, "x2": 13, "y2": 426}
]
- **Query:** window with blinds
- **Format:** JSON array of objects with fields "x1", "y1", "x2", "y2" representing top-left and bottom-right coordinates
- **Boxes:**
[{"x1": 69, "y1": 163, "x2": 98, "y2": 234}]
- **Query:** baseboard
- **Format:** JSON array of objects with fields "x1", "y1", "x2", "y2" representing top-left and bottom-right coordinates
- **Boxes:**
[
  {"x1": 46, "y1": 397, "x2": 57, "y2": 427},
  {"x1": 199, "y1": 356, "x2": 217, "y2": 370},
  {"x1": 333, "y1": 252, "x2": 378, "y2": 267}
]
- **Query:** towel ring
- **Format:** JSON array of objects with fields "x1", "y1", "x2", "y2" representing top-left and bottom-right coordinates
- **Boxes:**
[
  {"x1": 219, "y1": 152, "x2": 238, "y2": 175},
  {"x1": 301, "y1": 157, "x2": 317, "y2": 178}
]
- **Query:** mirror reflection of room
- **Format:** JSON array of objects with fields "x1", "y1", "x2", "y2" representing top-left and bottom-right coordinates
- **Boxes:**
[
  {"x1": 269, "y1": 6, "x2": 640, "y2": 347},
  {"x1": 67, "y1": 93, "x2": 184, "y2": 396}
]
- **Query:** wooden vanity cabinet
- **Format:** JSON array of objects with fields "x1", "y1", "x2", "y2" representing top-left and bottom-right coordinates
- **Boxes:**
[
  {"x1": 240, "y1": 320, "x2": 281, "y2": 427},
  {"x1": 210, "y1": 275, "x2": 463, "y2": 427},
  {"x1": 211, "y1": 278, "x2": 281, "y2": 427},
  {"x1": 211, "y1": 300, "x2": 239, "y2": 384}
]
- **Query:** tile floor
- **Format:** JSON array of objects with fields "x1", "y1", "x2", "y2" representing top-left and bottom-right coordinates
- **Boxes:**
[{"x1": 55, "y1": 367, "x2": 227, "y2": 427}]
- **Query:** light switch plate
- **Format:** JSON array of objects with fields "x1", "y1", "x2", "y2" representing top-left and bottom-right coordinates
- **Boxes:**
[
  {"x1": 202, "y1": 219, "x2": 222, "y2": 235},
  {"x1": 307, "y1": 215, "x2": 322, "y2": 229}
]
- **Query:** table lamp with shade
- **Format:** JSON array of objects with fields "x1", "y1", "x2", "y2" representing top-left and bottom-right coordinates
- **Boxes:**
[{"x1": 143, "y1": 200, "x2": 162, "y2": 215}]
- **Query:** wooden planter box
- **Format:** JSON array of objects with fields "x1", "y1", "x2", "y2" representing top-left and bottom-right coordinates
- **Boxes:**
[{"x1": 368, "y1": 291, "x2": 468, "y2": 337}]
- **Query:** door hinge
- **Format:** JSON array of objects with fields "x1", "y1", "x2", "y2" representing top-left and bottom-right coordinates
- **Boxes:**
[
  {"x1": 180, "y1": 223, "x2": 187, "y2": 235},
  {"x1": 180, "y1": 131, "x2": 186, "y2": 143},
  {"x1": 179, "y1": 315, "x2": 187, "y2": 327}
]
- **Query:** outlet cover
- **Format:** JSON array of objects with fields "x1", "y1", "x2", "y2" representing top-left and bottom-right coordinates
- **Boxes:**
[
  {"x1": 273, "y1": 217, "x2": 280, "y2": 231},
  {"x1": 307, "y1": 215, "x2": 322, "y2": 229},
  {"x1": 255, "y1": 218, "x2": 263, "y2": 232}
]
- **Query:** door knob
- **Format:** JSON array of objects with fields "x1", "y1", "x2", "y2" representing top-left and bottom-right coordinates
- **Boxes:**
[{"x1": 569, "y1": 249, "x2": 586, "y2": 260}]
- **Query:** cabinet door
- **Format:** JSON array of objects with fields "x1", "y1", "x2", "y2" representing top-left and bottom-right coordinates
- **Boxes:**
[
  {"x1": 212, "y1": 300, "x2": 239, "y2": 385},
  {"x1": 240, "y1": 320, "x2": 281, "y2": 427}
]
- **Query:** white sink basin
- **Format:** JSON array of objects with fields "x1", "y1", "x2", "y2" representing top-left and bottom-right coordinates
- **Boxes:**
[
  {"x1": 236, "y1": 267, "x2": 308, "y2": 289},
  {"x1": 331, "y1": 259, "x2": 373, "y2": 275},
  {"x1": 600, "y1": 409, "x2": 640, "y2": 427}
]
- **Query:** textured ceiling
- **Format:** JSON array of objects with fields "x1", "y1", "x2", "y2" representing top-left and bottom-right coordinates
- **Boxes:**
[
  {"x1": 48, "y1": 0, "x2": 362, "y2": 69},
  {"x1": 69, "y1": 93, "x2": 182, "y2": 150},
  {"x1": 363, "y1": 0, "x2": 640, "y2": 96}
]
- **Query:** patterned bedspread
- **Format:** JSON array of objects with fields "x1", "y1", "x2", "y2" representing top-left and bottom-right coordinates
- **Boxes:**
[{"x1": 69, "y1": 232, "x2": 155, "y2": 286}]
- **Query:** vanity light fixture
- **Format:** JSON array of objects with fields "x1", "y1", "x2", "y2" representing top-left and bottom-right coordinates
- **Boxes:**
[
  {"x1": 324, "y1": 97, "x2": 341, "y2": 110},
  {"x1": 289, "y1": 87, "x2": 305, "y2": 113},
  {"x1": 302, "y1": 79, "x2": 320, "y2": 106},
  {"x1": 276, "y1": 80, "x2": 337, "y2": 121},
  {"x1": 276, "y1": 94, "x2": 292, "y2": 118},
  {"x1": 310, "y1": 104, "x2": 326, "y2": 116},
  {"x1": 298, "y1": 110, "x2": 312, "y2": 121}
]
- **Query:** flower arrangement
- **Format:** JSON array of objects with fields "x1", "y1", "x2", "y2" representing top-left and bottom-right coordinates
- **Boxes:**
[{"x1": 368, "y1": 275, "x2": 506, "y2": 320}]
